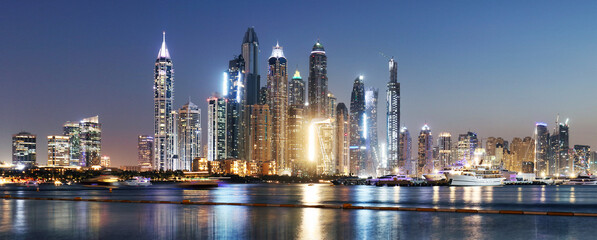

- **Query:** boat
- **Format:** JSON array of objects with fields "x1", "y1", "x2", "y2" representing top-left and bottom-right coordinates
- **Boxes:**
[
  {"x1": 20, "y1": 180, "x2": 39, "y2": 187},
  {"x1": 563, "y1": 175, "x2": 597, "y2": 185},
  {"x1": 423, "y1": 167, "x2": 462, "y2": 182},
  {"x1": 369, "y1": 175, "x2": 411, "y2": 186},
  {"x1": 178, "y1": 180, "x2": 219, "y2": 189},
  {"x1": 54, "y1": 180, "x2": 63, "y2": 186},
  {"x1": 122, "y1": 177, "x2": 152, "y2": 186},
  {"x1": 82, "y1": 175, "x2": 120, "y2": 187},
  {"x1": 446, "y1": 167, "x2": 504, "y2": 186},
  {"x1": 534, "y1": 177, "x2": 555, "y2": 185},
  {"x1": 331, "y1": 176, "x2": 367, "y2": 185}
]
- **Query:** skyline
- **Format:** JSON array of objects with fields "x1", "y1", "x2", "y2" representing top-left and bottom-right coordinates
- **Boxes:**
[{"x1": 3, "y1": 1, "x2": 597, "y2": 166}]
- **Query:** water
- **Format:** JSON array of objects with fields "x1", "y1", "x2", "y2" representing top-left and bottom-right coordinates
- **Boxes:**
[{"x1": 1, "y1": 184, "x2": 596, "y2": 239}]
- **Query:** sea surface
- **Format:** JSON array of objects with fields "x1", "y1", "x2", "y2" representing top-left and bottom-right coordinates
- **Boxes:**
[{"x1": 1, "y1": 183, "x2": 596, "y2": 239}]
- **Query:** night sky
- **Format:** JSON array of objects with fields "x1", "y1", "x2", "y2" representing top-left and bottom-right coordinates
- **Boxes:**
[{"x1": 2, "y1": 1, "x2": 597, "y2": 166}]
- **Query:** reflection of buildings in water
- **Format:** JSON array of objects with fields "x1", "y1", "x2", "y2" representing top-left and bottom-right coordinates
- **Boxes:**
[
  {"x1": 299, "y1": 208, "x2": 322, "y2": 239},
  {"x1": 462, "y1": 187, "x2": 482, "y2": 204},
  {"x1": 449, "y1": 186, "x2": 456, "y2": 203},
  {"x1": 517, "y1": 187, "x2": 523, "y2": 202},
  {"x1": 302, "y1": 184, "x2": 321, "y2": 204},
  {"x1": 14, "y1": 200, "x2": 26, "y2": 234},
  {"x1": 570, "y1": 187, "x2": 576, "y2": 203},
  {"x1": 540, "y1": 185, "x2": 546, "y2": 203},
  {"x1": 432, "y1": 186, "x2": 440, "y2": 204}
]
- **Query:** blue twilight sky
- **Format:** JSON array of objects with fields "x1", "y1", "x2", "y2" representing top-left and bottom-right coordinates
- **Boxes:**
[{"x1": 1, "y1": 1, "x2": 597, "y2": 166}]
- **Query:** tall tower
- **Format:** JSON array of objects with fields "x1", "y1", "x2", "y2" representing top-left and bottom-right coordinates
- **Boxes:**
[
  {"x1": 207, "y1": 95, "x2": 227, "y2": 161},
  {"x1": 138, "y1": 135, "x2": 154, "y2": 170},
  {"x1": 63, "y1": 122, "x2": 81, "y2": 166},
  {"x1": 349, "y1": 76, "x2": 366, "y2": 175},
  {"x1": 289, "y1": 70, "x2": 305, "y2": 106},
  {"x1": 47, "y1": 135, "x2": 70, "y2": 167},
  {"x1": 242, "y1": 27, "x2": 260, "y2": 106},
  {"x1": 225, "y1": 55, "x2": 245, "y2": 159},
  {"x1": 417, "y1": 124, "x2": 433, "y2": 176},
  {"x1": 267, "y1": 43, "x2": 289, "y2": 172},
  {"x1": 308, "y1": 40, "x2": 329, "y2": 119},
  {"x1": 79, "y1": 116, "x2": 101, "y2": 167},
  {"x1": 437, "y1": 132, "x2": 452, "y2": 168},
  {"x1": 154, "y1": 32, "x2": 175, "y2": 170},
  {"x1": 386, "y1": 58, "x2": 400, "y2": 171},
  {"x1": 535, "y1": 123, "x2": 550, "y2": 176},
  {"x1": 177, "y1": 101, "x2": 201, "y2": 171},
  {"x1": 335, "y1": 103, "x2": 350, "y2": 175},
  {"x1": 365, "y1": 87, "x2": 379, "y2": 175},
  {"x1": 399, "y1": 127, "x2": 412, "y2": 174}
]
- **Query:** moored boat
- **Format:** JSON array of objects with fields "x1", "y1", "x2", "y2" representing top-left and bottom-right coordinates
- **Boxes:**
[
  {"x1": 563, "y1": 175, "x2": 597, "y2": 185},
  {"x1": 122, "y1": 176, "x2": 152, "y2": 186},
  {"x1": 446, "y1": 167, "x2": 504, "y2": 186}
]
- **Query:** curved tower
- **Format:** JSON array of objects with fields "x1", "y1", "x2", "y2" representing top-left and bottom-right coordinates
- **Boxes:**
[
  {"x1": 154, "y1": 32, "x2": 175, "y2": 170},
  {"x1": 267, "y1": 43, "x2": 289, "y2": 172}
]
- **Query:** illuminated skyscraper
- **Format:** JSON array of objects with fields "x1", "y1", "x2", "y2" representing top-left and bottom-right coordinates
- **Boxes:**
[
  {"x1": 47, "y1": 135, "x2": 70, "y2": 167},
  {"x1": 309, "y1": 118, "x2": 336, "y2": 175},
  {"x1": 154, "y1": 32, "x2": 175, "y2": 170},
  {"x1": 437, "y1": 132, "x2": 451, "y2": 168},
  {"x1": 510, "y1": 137, "x2": 535, "y2": 173},
  {"x1": 63, "y1": 122, "x2": 81, "y2": 166},
  {"x1": 207, "y1": 95, "x2": 227, "y2": 161},
  {"x1": 328, "y1": 92, "x2": 337, "y2": 119},
  {"x1": 177, "y1": 101, "x2": 201, "y2": 171},
  {"x1": 289, "y1": 70, "x2": 305, "y2": 106},
  {"x1": 365, "y1": 87, "x2": 379, "y2": 175},
  {"x1": 535, "y1": 123, "x2": 550, "y2": 175},
  {"x1": 247, "y1": 105, "x2": 273, "y2": 174},
  {"x1": 550, "y1": 119, "x2": 570, "y2": 175},
  {"x1": 288, "y1": 105, "x2": 306, "y2": 173},
  {"x1": 12, "y1": 132, "x2": 36, "y2": 167},
  {"x1": 100, "y1": 155, "x2": 110, "y2": 167},
  {"x1": 267, "y1": 43, "x2": 289, "y2": 171},
  {"x1": 417, "y1": 124, "x2": 433, "y2": 175},
  {"x1": 138, "y1": 135, "x2": 154, "y2": 169},
  {"x1": 457, "y1": 132, "x2": 479, "y2": 165},
  {"x1": 573, "y1": 145, "x2": 591, "y2": 174},
  {"x1": 308, "y1": 40, "x2": 329, "y2": 118},
  {"x1": 79, "y1": 116, "x2": 101, "y2": 167},
  {"x1": 335, "y1": 103, "x2": 350, "y2": 175},
  {"x1": 225, "y1": 55, "x2": 245, "y2": 159},
  {"x1": 349, "y1": 76, "x2": 366, "y2": 175},
  {"x1": 399, "y1": 127, "x2": 412, "y2": 174},
  {"x1": 386, "y1": 58, "x2": 400, "y2": 172}
]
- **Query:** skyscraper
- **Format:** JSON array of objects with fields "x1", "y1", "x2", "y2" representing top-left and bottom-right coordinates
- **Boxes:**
[
  {"x1": 457, "y1": 132, "x2": 479, "y2": 165},
  {"x1": 63, "y1": 122, "x2": 80, "y2": 166},
  {"x1": 225, "y1": 55, "x2": 245, "y2": 159},
  {"x1": 365, "y1": 87, "x2": 379, "y2": 175},
  {"x1": 509, "y1": 137, "x2": 535, "y2": 173},
  {"x1": 100, "y1": 155, "x2": 111, "y2": 167},
  {"x1": 328, "y1": 92, "x2": 337, "y2": 119},
  {"x1": 12, "y1": 132, "x2": 36, "y2": 167},
  {"x1": 399, "y1": 127, "x2": 412, "y2": 174},
  {"x1": 289, "y1": 70, "x2": 305, "y2": 106},
  {"x1": 178, "y1": 101, "x2": 201, "y2": 171},
  {"x1": 349, "y1": 76, "x2": 366, "y2": 175},
  {"x1": 437, "y1": 132, "x2": 452, "y2": 168},
  {"x1": 288, "y1": 105, "x2": 306, "y2": 174},
  {"x1": 207, "y1": 95, "x2": 227, "y2": 161},
  {"x1": 242, "y1": 27, "x2": 260, "y2": 106},
  {"x1": 386, "y1": 58, "x2": 400, "y2": 173},
  {"x1": 138, "y1": 135, "x2": 154, "y2": 170},
  {"x1": 308, "y1": 40, "x2": 329, "y2": 119},
  {"x1": 535, "y1": 123, "x2": 550, "y2": 176},
  {"x1": 47, "y1": 135, "x2": 70, "y2": 167},
  {"x1": 79, "y1": 116, "x2": 101, "y2": 167},
  {"x1": 247, "y1": 105, "x2": 273, "y2": 174},
  {"x1": 417, "y1": 124, "x2": 433, "y2": 175},
  {"x1": 309, "y1": 118, "x2": 336, "y2": 175},
  {"x1": 573, "y1": 145, "x2": 590, "y2": 174},
  {"x1": 550, "y1": 120, "x2": 570, "y2": 176},
  {"x1": 267, "y1": 43, "x2": 289, "y2": 172},
  {"x1": 154, "y1": 32, "x2": 175, "y2": 170},
  {"x1": 335, "y1": 103, "x2": 350, "y2": 175}
]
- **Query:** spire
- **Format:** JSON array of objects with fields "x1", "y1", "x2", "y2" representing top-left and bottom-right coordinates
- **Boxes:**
[
  {"x1": 269, "y1": 42, "x2": 285, "y2": 59},
  {"x1": 311, "y1": 39, "x2": 325, "y2": 53},
  {"x1": 293, "y1": 69, "x2": 301, "y2": 79},
  {"x1": 157, "y1": 31, "x2": 171, "y2": 59}
]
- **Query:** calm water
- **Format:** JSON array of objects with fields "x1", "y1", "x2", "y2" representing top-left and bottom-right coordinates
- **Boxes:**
[{"x1": 1, "y1": 184, "x2": 596, "y2": 239}]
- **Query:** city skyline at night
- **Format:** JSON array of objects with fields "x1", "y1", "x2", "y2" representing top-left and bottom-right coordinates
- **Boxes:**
[{"x1": 3, "y1": 1, "x2": 597, "y2": 167}]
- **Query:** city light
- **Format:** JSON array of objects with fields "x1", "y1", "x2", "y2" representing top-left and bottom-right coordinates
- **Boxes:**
[
  {"x1": 308, "y1": 122, "x2": 316, "y2": 162},
  {"x1": 222, "y1": 72, "x2": 228, "y2": 96}
]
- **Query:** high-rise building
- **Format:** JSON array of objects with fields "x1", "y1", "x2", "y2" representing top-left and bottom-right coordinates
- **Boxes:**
[
  {"x1": 12, "y1": 132, "x2": 37, "y2": 167},
  {"x1": 267, "y1": 43, "x2": 289, "y2": 172},
  {"x1": 309, "y1": 118, "x2": 336, "y2": 175},
  {"x1": 138, "y1": 135, "x2": 154, "y2": 169},
  {"x1": 178, "y1": 101, "x2": 201, "y2": 171},
  {"x1": 398, "y1": 127, "x2": 412, "y2": 174},
  {"x1": 247, "y1": 105, "x2": 273, "y2": 174},
  {"x1": 485, "y1": 137, "x2": 497, "y2": 157},
  {"x1": 100, "y1": 155, "x2": 110, "y2": 167},
  {"x1": 207, "y1": 95, "x2": 227, "y2": 161},
  {"x1": 154, "y1": 32, "x2": 175, "y2": 170},
  {"x1": 550, "y1": 120, "x2": 570, "y2": 176},
  {"x1": 308, "y1": 40, "x2": 329, "y2": 119},
  {"x1": 80, "y1": 116, "x2": 101, "y2": 167},
  {"x1": 288, "y1": 105, "x2": 306, "y2": 174},
  {"x1": 63, "y1": 122, "x2": 80, "y2": 166},
  {"x1": 386, "y1": 57, "x2": 400, "y2": 172},
  {"x1": 289, "y1": 70, "x2": 305, "y2": 106},
  {"x1": 535, "y1": 123, "x2": 550, "y2": 176},
  {"x1": 437, "y1": 132, "x2": 452, "y2": 168},
  {"x1": 242, "y1": 27, "x2": 260, "y2": 106},
  {"x1": 335, "y1": 103, "x2": 350, "y2": 175},
  {"x1": 457, "y1": 132, "x2": 479, "y2": 165},
  {"x1": 47, "y1": 135, "x2": 70, "y2": 167},
  {"x1": 349, "y1": 76, "x2": 366, "y2": 175},
  {"x1": 328, "y1": 92, "x2": 337, "y2": 119},
  {"x1": 417, "y1": 125, "x2": 433, "y2": 175},
  {"x1": 573, "y1": 145, "x2": 590, "y2": 174},
  {"x1": 364, "y1": 87, "x2": 379, "y2": 175},
  {"x1": 225, "y1": 55, "x2": 245, "y2": 160},
  {"x1": 591, "y1": 151, "x2": 597, "y2": 174},
  {"x1": 510, "y1": 137, "x2": 535, "y2": 173}
]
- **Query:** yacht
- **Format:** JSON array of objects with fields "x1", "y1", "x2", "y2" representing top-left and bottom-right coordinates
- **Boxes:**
[
  {"x1": 369, "y1": 175, "x2": 411, "y2": 186},
  {"x1": 20, "y1": 180, "x2": 39, "y2": 187},
  {"x1": 446, "y1": 167, "x2": 504, "y2": 186},
  {"x1": 564, "y1": 175, "x2": 597, "y2": 185},
  {"x1": 122, "y1": 177, "x2": 152, "y2": 186},
  {"x1": 423, "y1": 167, "x2": 462, "y2": 182}
]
